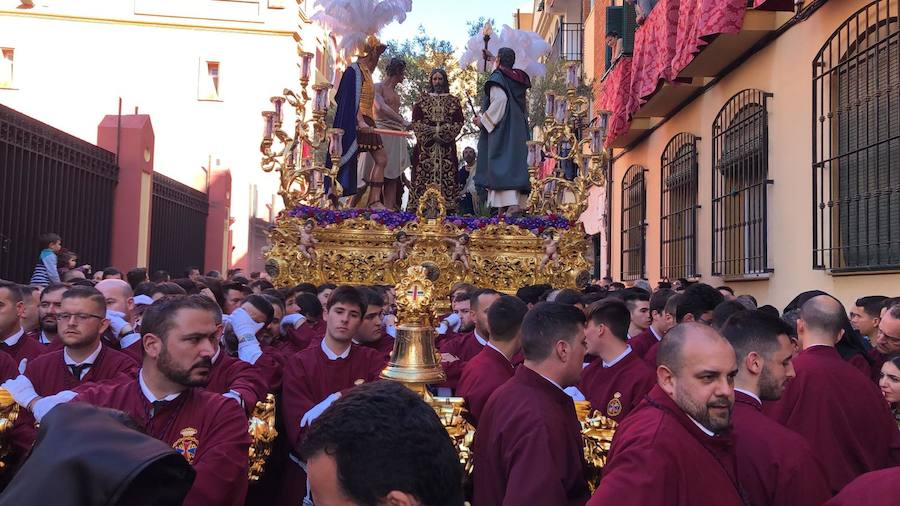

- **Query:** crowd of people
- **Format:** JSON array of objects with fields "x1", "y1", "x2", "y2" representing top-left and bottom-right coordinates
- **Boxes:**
[{"x1": 0, "y1": 233, "x2": 896, "y2": 505}]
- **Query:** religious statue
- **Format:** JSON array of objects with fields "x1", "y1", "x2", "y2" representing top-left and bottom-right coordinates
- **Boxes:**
[
  {"x1": 457, "y1": 147, "x2": 480, "y2": 215},
  {"x1": 539, "y1": 230, "x2": 560, "y2": 271},
  {"x1": 327, "y1": 37, "x2": 389, "y2": 208},
  {"x1": 357, "y1": 57, "x2": 411, "y2": 210},
  {"x1": 474, "y1": 48, "x2": 532, "y2": 215},
  {"x1": 386, "y1": 231, "x2": 416, "y2": 262},
  {"x1": 444, "y1": 233, "x2": 471, "y2": 270},
  {"x1": 411, "y1": 69, "x2": 465, "y2": 212},
  {"x1": 299, "y1": 219, "x2": 319, "y2": 262}
]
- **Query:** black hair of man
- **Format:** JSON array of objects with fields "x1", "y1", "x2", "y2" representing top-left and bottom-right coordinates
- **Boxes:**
[
  {"x1": 650, "y1": 288, "x2": 675, "y2": 315},
  {"x1": 141, "y1": 295, "x2": 222, "y2": 340},
  {"x1": 0, "y1": 281, "x2": 23, "y2": 303},
  {"x1": 150, "y1": 282, "x2": 188, "y2": 298},
  {"x1": 300, "y1": 381, "x2": 464, "y2": 506},
  {"x1": 205, "y1": 270, "x2": 221, "y2": 278},
  {"x1": 516, "y1": 284, "x2": 553, "y2": 305},
  {"x1": 133, "y1": 282, "x2": 157, "y2": 298},
  {"x1": 149, "y1": 270, "x2": 170, "y2": 283},
  {"x1": 40, "y1": 283, "x2": 69, "y2": 300},
  {"x1": 38, "y1": 233, "x2": 61, "y2": 249},
  {"x1": 720, "y1": 310, "x2": 793, "y2": 364},
  {"x1": 800, "y1": 295, "x2": 847, "y2": 337},
  {"x1": 223, "y1": 282, "x2": 251, "y2": 296},
  {"x1": 171, "y1": 278, "x2": 199, "y2": 295},
  {"x1": 295, "y1": 292, "x2": 324, "y2": 320},
  {"x1": 581, "y1": 292, "x2": 606, "y2": 306},
  {"x1": 487, "y1": 295, "x2": 528, "y2": 342},
  {"x1": 585, "y1": 299, "x2": 630, "y2": 342},
  {"x1": 470, "y1": 288, "x2": 501, "y2": 311},
  {"x1": 102, "y1": 267, "x2": 122, "y2": 279},
  {"x1": 609, "y1": 282, "x2": 626, "y2": 292},
  {"x1": 317, "y1": 283, "x2": 337, "y2": 295},
  {"x1": 520, "y1": 302, "x2": 587, "y2": 362},
  {"x1": 326, "y1": 285, "x2": 366, "y2": 314},
  {"x1": 664, "y1": 293, "x2": 682, "y2": 316},
  {"x1": 712, "y1": 301, "x2": 748, "y2": 330},
  {"x1": 126, "y1": 268, "x2": 148, "y2": 290},
  {"x1": 18, "y1": 284, "x2": 39, "y2": 300},
  {"x1": 885, "y1": 298, "x2": 900, "y2": 318},
  {"x1": 249, "y1": 279, "x2": 275, "y2": 293},
  {"x1": 249, "y1": 272, "x2": 261, "y2": 280},
  {"x1": 184, "y1": 266, "x2": 200, "y2": 277},
  {"x1": 717, "y1": 286, "x2": 735, "y2": 296},
  {"x1": 554, "y1": 288, "x2": 583, "y2": 307},
  {"x1": 385, "y1": 57, "x2": 407, "y2": 77},
  {"x1": 855, "y1": 295, "x2": 888, "y2": 319},
  {"x1": 497, "y1": 47, "x2": 516, "y2": 68},
  {"x1": 657, "y1": 281, "x2": 673, "y2": 290},
  {"x1": 243, "y1": 294, "x2": 275, "y2": 326},
  {"x1": 357, "y1": 286, "x2": 386, "y2": 309},
  {"x1": 758, "y1": 305, "x2": 780, "y2": 318},
  {"x1": 292, "y1": 283, "x2": 319, "y2": 296},
  {"x1": 262, "y1": 293, "x2": 285, "y2": 313},
  {"x1": 61, "y1": 286, "x2": 107, "y2": 313},
  {"x1": 613, "y1": 288, "x2": 650, "y2": 311},
  {"x1": 676, "y1": 283, "x2": 724, "y2": 322}
]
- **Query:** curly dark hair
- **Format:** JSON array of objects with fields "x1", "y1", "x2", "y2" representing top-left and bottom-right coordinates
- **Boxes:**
[
  {"x1": 385, "y1": 57, "x2": 407, "y2": 77},
  {"x1": 300, "y1": 381, "x2": 464, "y2": 506}
]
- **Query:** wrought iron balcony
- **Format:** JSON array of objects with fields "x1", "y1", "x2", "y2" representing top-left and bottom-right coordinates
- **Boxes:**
[{"x1": 552, "y1": 22, "x2": 583, "y2": 62}]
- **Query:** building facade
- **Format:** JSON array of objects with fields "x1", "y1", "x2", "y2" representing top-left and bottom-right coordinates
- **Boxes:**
[
  {"x1": 0, "y1": 0, "x2": 332, "y2": 274},
  {"x1": 597, "y1": 0, "x2": 899, "y2": 308}
]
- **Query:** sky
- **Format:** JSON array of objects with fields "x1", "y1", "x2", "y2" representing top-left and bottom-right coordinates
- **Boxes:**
[{"x1": 379, "y1": 0, "x2": 530, "y2": 55}]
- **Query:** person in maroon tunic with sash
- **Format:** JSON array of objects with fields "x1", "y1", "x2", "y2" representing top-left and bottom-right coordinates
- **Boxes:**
[
  {"x1": 0, "y1": 281, "x2": 47, "y2": 367},
  {"x1": 278, "y1": 286, "x2": 385, "y2": 506},
  {"x1": 473, "y1": 302, "x2": 590, "y2": 506},
  {"x1": 15, "y1": 295, "x2": 251, "y2": 506},
  {"x1": 439, "y1": 289, "x2": 500, "y2": 393},
  {"x1": 352, "y1": 287, "x2": 394, "y2": 363},
  {"x1": 628, "y1": 288, "x2": 675, "y2": 359},
  {"x1": 765, "y1": 295, "x2": 900, "y2": 493},
  {"x1": 720, "y1": 310, "x2": 831, "y2": 506},
  {"x1": 458, "y1": 295, "x2": 527, "y2": 426},
  {"x1": 589, "y1": 323, "x2": 744, "y2": 506},
  {"x1": 579, "y1": 299, "x2": 655, "y2": 422}
]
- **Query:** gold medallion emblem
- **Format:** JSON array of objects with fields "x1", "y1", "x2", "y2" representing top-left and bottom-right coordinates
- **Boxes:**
[
  {"x1": 606, "y1": 392, "x2": 623, "y2": 418},
  {"x1": 173, "y1": 427, "x2": 200, "y2": 464}
]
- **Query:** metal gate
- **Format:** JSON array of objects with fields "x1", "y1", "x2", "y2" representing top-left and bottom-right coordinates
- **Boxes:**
[{"x1": 148, "y1": 173, "x2": 208, "y2": 276}]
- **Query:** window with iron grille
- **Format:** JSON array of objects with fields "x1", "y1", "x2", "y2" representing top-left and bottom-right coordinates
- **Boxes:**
[
  {"x1": 661, "y1": 133, "x2": 700, "y2": 280},
  {"x1": 621, "y1": 164, "x2": 647, "y2": 281},
  {"x1": 813, "y1": 0, "x2": 900, "y2": 272},
  {"x1": 711, "y1": 89, "x2": 773, "y2": 278}
]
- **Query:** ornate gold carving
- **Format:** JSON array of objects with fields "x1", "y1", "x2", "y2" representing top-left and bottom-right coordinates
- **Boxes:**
[
  {"x1": 575, "y1": 400, "x2": 618, "y2": 493},
  {"x1": 0, "y1": 388, "x2": 19, "y2": 473},
  {"x1": 247, "y1": 393, "x2": 278, "y2": 482}
]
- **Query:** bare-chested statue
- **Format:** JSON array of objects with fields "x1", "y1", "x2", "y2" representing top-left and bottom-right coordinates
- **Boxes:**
[{"x1": 357, "y1": 57, "x2": 411, "y2": 210}]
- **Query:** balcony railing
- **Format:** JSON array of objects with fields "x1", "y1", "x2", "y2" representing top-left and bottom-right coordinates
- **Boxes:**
[{"x1": 553, "y1": 22, "x2": 583, "y2": 62}]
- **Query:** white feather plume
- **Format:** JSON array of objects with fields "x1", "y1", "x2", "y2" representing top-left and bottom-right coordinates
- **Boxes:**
[
  {"x1": 312, "y1": 0, "x2": 413, "y2": 62},
  {"x1": 459, "y1": 24, "x2": 551, "y2": 78}
]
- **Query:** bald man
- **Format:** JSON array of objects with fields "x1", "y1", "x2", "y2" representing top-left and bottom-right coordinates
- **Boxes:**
[
  {"x1": 589, "y1": 323, "x2": 744, "y2": 506},
  {"x1": 765, "y1": 295, "x2": 900, "y2": 493},
  {"x1": 720, "y1": 311, "x2": 830, "y2": 506},
  {"x1": 96, "y1": 279, "x2": 142, "y2": 362}
]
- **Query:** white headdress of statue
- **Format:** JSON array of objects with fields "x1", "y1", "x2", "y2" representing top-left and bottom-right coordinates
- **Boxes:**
[
  {"x1": 311, "y1": 0, "x2": 413, "y2": 63},
  {"x1": 459, "y1": 23, "x2": 551, "y2": 78}
]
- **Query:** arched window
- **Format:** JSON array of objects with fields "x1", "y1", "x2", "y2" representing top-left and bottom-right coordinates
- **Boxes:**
[
  {"x1": 660, "y1": 133, "x2": 700, "y2": 280},
  {"x1": 813, "y1": 0, "x2": 900, "y2": 271},
  {"x1": 621, "y1": 164, "x2": 647, "y2": 281},
  {"x1": 711, "y1": 89, "x2": 773, "y2": 278}
]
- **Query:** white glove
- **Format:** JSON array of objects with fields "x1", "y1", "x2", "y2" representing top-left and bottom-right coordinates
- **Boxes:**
[
  {"x1": 385, "y1": 325, "x2": 397, "y2": 338},
  {"x1": 18, "y1": 358, "x2": 27, "y2": 375},
  {"x1": 281, "y1": 313, "x2": 306, "y2": 329},
  {"x1": 222, "y1": 390, "x2": 244, "y2": 408},
  {"x1": 106, "y1": 310, "x2": 130, "y2": 337},
  {"x1": 300, "y1": 392, "x2": 341, "y2": 427},
  {"x1": 132, "y1": 294, "x2": 154, "y2": 306},
  {"x1": 564, "y1": 386, "x2": 586, "y2": 401},
  {"x1": 436, "y1": 313, "x2": 461, "y2": 335},
  {"x1": 237, "y1": 336, "x2": 263, "y2": 365},
  {"x1": 32, "y1": 390, "x2": 77, "y2": 422},
  {"x1": 3, "y1": 375, "x2": 39, "y2": 409},
  {"x1": 229, "y1": 308, "x2": 264, "y2": 337}
]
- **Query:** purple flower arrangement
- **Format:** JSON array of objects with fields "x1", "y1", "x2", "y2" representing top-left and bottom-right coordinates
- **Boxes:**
[{"x1": 286, "y1": 205, "x2": 572, "y2": 235}]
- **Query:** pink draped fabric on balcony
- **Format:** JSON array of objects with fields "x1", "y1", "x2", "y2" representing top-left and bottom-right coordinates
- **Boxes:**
[{"x1": 599, "y1": 0, "x2": 750, "y2": 144}]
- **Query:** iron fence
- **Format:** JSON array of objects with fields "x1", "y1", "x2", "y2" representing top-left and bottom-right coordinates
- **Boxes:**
[
  {"x1": 660, "y1": 132, "x2": 700, "y2": 280},
  {"x1": 553, "y1": 22, "x2": 583, "y2": 62},
  {"x1": 149, "y1": 173, "x2": 208, "y2": 276}
]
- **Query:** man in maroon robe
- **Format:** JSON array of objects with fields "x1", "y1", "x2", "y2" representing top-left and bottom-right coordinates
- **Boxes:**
[
  {"x1": 720, "y1": 310, "x2": 831, "y2": 506},
  {"x1": 579, "y1": 299, "x2": 655, "y2": 422},
  {"x1": 96, "y1": 279, "x2": 143, "y2": 362},
  {"x1": 871, "y1": 300, "x2": 900, "y2": 382},
  {"x1": 615, "y1": 288, "x2": 650, "y2": 338},
  {"x1": 439, "y1": 289, "x2": 500, "y2": 393},
  {"x1": 589, "y1": 323, "x2": 744, "y2": 505},
  {"x1": 0, "y1": 281, "x2": 47, "y2": 367},
  {"x1": 824, "y1": 467, "x2": 900, "y2": 506},
  {"x1": 282, "y1": 292, "x2": 326, "y2": 350},
  {"x1": 34, "y1": 283, "x2": 68, "y2": 349},
  {"x1": 18, "y1": 295, "x2": 251, "y2": 506},
  {"x1": 628, "y1": 288, "x2": 675, "y2": 359},
  {"x1": 473, "y1": 302, "x2": 590, "y2": 505},
  {"x1": 765, "y1": 295, "x2": 900, "y2": 493},
  {"x1": 458, "y1": 295, "x2": 526, "y2": 425},
  {"x1": 278, "y1": 286, "x2": 386, "y2": 506},
  {"x1": 351, "y1": 287, "x2": 394, "y2": 363}
]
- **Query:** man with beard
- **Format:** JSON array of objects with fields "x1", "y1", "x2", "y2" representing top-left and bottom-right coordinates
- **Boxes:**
[
  {"x1": 279, "y1": 286, "x2": 386, "y2": 506},
  {"x1": 0, "y1": 281, "x2": 47, "y2": 367},
  {"x1": 15, "y1": 295, "x2": 251, "y2": 506},
  {"x1": 352, "y1": 287, "x2": 393, "y2": 363},
  {"x1": 870, "y1": 300, "x2": 900, "y2": 383},
  {"x1": 764, "y1": 295, "x2": 900, "y2": 493},
  {"x1": 411, "y1": 68, "x2": 465, "y2": 211},
  {"x1": 457, "y1": 146, "x2": 479, "y2": 215},
  {"x1": 589, "y1": 323, "x2": 744, "y2": 505},
  {"x1": 35, "y1": 283, "x2": 67, "y2": 348},
  {"x1": 474, "y1": 48, "x2": 531, "y2": 215},
  {"x1": 720, "y1": 310, "x2": 831, "y2": 506}
]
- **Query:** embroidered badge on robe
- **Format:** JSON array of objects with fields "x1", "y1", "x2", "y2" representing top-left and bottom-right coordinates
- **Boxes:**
[
  {"x1": 174, "y1": 427, "x2": 200, "y2": 464},
  {"x1": 606, "y1": 392, "x2": 623, "y2": 417}
]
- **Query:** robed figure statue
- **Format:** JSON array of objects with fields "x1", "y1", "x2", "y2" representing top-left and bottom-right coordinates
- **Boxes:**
[
  {"x1": 474, "y1": 47, "x2": 532, "y2": 214},
  {"x1": 410, "y1": 68, "x2": 464, "y2": 212}
]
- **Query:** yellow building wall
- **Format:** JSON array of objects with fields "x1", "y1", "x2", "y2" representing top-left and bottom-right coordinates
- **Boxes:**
[
  {"x1": 0, "y1": 0, "x2": 322, "y2": 271},
  {"x1": 609, "y1": 0, "x2": 900, "y2": 310}
]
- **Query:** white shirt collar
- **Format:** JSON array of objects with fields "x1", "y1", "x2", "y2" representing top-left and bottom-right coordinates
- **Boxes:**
[
  {"x1": 3, "y1": 327, "x2": 24, "y2": 347},
  {"x1": 734, "y1": 387, "x2": 761, "y2": 404},
  {"x1": 486, "y1": 342, "x2": 511, "y2": 363},
  {"x1": 64, "y1": 340, "x2": 102, "y2": 366},
  {"x1": 138, "y1": 369, "x2": 181, "y2": 403},
  {"x1": 602, "y1": 345, "x2": 632, "y2": 368},
  {"x1": 650, "y1": 325, "x2": 663, "y2": 341},
  {"x1": 536, "y1": 371, "x2": 566, "y2": 393},
  {"x1": 321, "y1": 338, "x2": 351, "y2": 360},
  {"x1": 212, "y1": 345, "x2": 222, "y2": 365},
  {"x1": 687, "y1": 415, "x2": 716, "y2": 436},
  {"x1": 120, "y1": 332, "x2": 141, "y2": 349},
  {"x1": 39, "y1": 331, "x2": 53, "y2": 345},
  {"x1": 473, "y1": 330, "x2": 487, "y2": 347}
]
